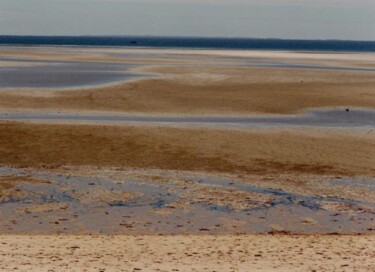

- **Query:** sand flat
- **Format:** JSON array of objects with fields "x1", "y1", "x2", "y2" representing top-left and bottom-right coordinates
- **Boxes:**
[
  {"x1": 0, "y1": 122, "x2": 374, "y2": 176},
  {"x1": 1, "y1": 46, "x2": 374, "y2": 271},
  {"x1": 0, "y1": 235, "x2": 374, "y2": 272},
  {"x1": 0, "y1": 67, "x2": 374, "y2": 114},
  {"x1": 0, "y1": 47, "x2": 375, "y2": 114},
  {"x1": 3, "y1": 46, "x2": 375, "y2": 64}
]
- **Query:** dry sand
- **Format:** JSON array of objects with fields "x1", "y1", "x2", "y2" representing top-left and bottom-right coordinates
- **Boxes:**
[{"x1": 0, "y1": 235, "x2": 374, "y2": 272}]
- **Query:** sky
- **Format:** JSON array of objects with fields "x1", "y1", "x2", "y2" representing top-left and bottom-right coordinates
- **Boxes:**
[{"x1": 0, "y1": 0, "x2": 374, "y2": 40}]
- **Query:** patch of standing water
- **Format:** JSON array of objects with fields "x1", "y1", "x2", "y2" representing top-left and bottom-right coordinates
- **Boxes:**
[
  {"x1": 0, "y1": 61, "x2": 144, "y2": 89},
  {"x1": 186, "y1": 175, "x2": 371, "y2": 212},
  {"x1": 1, "y1": 167, "x2": 375, "y2": 234},
  {"x1": 0, "y1": 108, "x2": 374, "y2": 128}
]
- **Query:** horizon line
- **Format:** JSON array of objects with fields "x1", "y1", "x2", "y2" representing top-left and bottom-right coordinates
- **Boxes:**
[{"x1": 0, "y1": 34, "x2": 374, "y2": 43}]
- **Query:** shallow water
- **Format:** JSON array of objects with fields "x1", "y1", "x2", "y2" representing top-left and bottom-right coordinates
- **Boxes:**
[
  {"x1": 0, "y1": 109, "x2": 374, "y2": 128},
  {"x1": 2, "y1": 36, "x2": 375, "y2": 52},
  {"x1": 0, "y1": 167, "x2": 374, "y2": 234},
  {"x1": 0, "y1": 60, "x2": 142, "y2": 89}
]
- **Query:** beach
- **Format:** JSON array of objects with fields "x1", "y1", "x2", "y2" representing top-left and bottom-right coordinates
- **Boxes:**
[
  {"x1": 1, "y1": 235, "x2": 375, "y2": 272},
  {"x1": 0, "y1": 46, "x2": 374, "y2": 271}
]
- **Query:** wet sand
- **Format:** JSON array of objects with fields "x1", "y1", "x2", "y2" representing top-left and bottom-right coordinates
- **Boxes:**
[
  {"x1": 1, "y1": 122, "x2": 374, "y2": 177},
  {"x1": 0, "y1": 46, "x2": 374, "y2": 270},
  {"x1": 0, "y1": 108, "x2": 374, "y2": 128},
  {"x1": 1, "y1": 47, "x2": 375, "y2": 114},
  {"x1": 1, "y1": 120, "x2": 374, "y2": 237},
  {"x1": 1, "y1": 166, "x2": 374, "y2": 235},
  {"x1": 1, "y1": 68, "x2": 374, "y2": 115}
]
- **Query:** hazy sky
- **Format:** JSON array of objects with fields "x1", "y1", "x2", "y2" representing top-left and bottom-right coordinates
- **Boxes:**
[{"x1": 1, "y1": 0, "x2": 374, "y2": 40}]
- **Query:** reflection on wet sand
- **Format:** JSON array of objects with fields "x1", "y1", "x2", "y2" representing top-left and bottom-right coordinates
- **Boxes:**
[
  {"x1": 0, "y1": 60, "x2": 143, "y2": 89},
  {"x1": 1, "y1": 166, "x2": 374, "y2": 234},
  {"x1": 0, "y1": 108, "x2": 374, "y2": 128}
]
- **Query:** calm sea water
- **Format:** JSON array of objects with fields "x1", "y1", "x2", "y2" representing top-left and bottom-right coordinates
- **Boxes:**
[{"x1": 1, "y1": 36, "x2": 375, "y2": 52}]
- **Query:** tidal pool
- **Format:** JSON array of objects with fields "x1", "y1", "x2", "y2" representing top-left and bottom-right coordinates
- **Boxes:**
[{"x1": 0, "y1": 60, "x2": 142, "y2": 89}]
